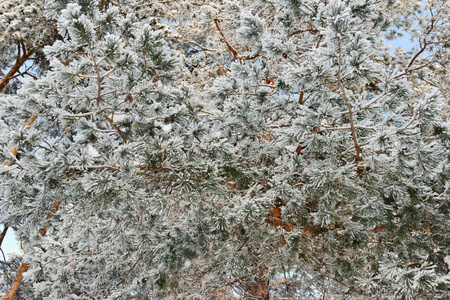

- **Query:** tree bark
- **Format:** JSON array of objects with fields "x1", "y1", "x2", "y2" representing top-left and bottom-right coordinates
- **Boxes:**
[
  {"x1": 0, "y1": 225, "x2": 8, "y2": 248},
  {"x1": 0, "y1": 42, "x2": 34, "y2": 92},
  {"x1": 3, "y1": 262, "x2": 29, "y2": 300}
]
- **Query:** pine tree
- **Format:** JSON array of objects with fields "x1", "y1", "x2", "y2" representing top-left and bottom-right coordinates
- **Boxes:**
[
  {"x1": 0, "y1": 0, "x2": 449, "y2": 299},
  {"x1": 205, "y1": 0, "x2": 449, "y2": 298},
  {"x1": 0, "y1": 0, "x2": 60, "y2": 93}
]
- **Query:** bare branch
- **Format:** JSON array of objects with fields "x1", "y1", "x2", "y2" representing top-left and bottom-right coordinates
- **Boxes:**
[{"x1": 0, "y1": 225, "x2": 8, "y2": 248}]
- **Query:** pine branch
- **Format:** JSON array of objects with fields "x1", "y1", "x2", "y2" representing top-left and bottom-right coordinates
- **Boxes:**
[
  {"x1": 0, "y1": 41, "x2": 35, "y2": 92},
  {"x1": 3, "y1": 201, "x2": 62, "y2": 299},
  {"x1": 406, "y1": 16, "x2": 435, "y2": 70},
  {"x1": 337, "y1": 37, "x2": 362, "y2": 162},
  {"x1": 2, "y1": 114, "x2": 62, "y2": 299}
]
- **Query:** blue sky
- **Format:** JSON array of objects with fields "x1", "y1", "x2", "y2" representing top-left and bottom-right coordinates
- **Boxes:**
[
  {"x1": 1, "y1": 225, "x2": 21, "y2": 260},
  {"x1": 388, "y1": 33, "x2": 415, "y2": 52}
]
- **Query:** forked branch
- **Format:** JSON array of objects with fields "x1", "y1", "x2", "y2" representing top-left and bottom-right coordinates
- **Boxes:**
[
  {"x1": 0, "y1": 41, "x2": 35, "y2": 92},
  {"x1": 213, "y1": 19, "x2": 259, "y2": 62}
]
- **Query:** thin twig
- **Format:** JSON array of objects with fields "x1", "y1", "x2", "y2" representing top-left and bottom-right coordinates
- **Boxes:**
[{"x1": 337, "y1": 36, "x2": 361, "y2": 161}]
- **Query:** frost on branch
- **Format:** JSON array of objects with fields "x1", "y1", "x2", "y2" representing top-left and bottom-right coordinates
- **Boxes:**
[{"x1": 0, "y1": 0, "x2": 449, "y2": 299}]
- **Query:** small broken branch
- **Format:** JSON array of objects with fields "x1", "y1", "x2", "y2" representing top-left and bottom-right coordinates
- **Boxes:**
[
  {"x1": 218, "y1": 62, "x2": 228, "y2": 77},
  {"x1": 298, "y1": 91, "x2": 304, "y2": 105}
]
